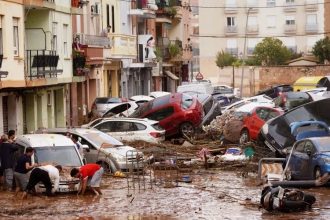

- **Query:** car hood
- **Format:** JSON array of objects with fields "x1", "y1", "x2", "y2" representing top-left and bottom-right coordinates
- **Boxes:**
[{"x1": 102, "y1": 145, "x2": 139, "y2": 157}]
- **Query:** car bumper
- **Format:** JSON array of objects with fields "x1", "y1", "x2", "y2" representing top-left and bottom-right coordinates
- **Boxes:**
[
  {"x1": 117, "y1": 160, "x2": 144, "y2": 172},
  {"x1": 36, "y1": 181, "x2": 80, "y2": 193}
]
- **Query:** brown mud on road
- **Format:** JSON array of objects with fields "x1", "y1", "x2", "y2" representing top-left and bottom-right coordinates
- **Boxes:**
[{"x1": 0, "y1": 170, "x2": 329, "y2": 220}]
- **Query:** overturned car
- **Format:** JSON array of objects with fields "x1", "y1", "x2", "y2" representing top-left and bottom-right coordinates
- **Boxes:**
[{"x1": 259, "y1": 98, "x2": 330, "y2": 156}]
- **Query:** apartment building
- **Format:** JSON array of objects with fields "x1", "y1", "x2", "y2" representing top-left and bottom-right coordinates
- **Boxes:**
[
  {"x1": 199, "y1": 0, "x2": 325, "y2": 82},
  {"x1": 190, "y1": 0, "x2": 199, "y2": 79}
]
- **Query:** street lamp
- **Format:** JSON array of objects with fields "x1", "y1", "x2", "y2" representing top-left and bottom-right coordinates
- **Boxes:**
[{"x1": 240, "y1": 7, "x2": 252, "y2": 97}]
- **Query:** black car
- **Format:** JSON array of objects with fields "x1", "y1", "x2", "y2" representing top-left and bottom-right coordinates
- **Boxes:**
[
  {"x1": 257, "y1": 85, "x2": 293, "y2": 99},
  {"x1": 259, "y1": 98, "x2": 330, "y2": 156},
  {"x1": 273, "y1": 92, "x2": 314, "y2": 111}
]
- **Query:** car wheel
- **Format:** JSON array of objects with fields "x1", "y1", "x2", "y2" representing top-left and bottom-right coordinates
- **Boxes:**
[
  {"x1": 180, "y1": 122, "x2": 194, "y2": 137},
  {"x1": 314, "y1": 167, "x2": 321, "y2": 180},
  {"x1": 239, "y1": 129, "x2": 250, "y2": 145}
]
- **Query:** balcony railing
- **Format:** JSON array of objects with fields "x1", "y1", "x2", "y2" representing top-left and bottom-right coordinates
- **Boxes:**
[
  {"x1": 108, "y1": 34, "x2": 137, "y2": 58},
  {"x1": 305, "y1": 23, "x2": 318, "y2": 33},
  {"x1": 305, "y1": 0, "x2": 318, "y2": 11},
  {"x1": 77, "y1": 34, "x2": 111, "y2": 48},
  {"x1": 246, "y1": 25, "x2": 259, "y2": 34},
  {"x1": 73, "y1": 55, "x2": 87, "y2": 76},
  {"x1": 156, "y1": 0, "x2": 182, "y2": 9},
  {"x1": 283, "y1": 2, "x2": 297, "y2": 12},
  {"x1": 225, "y1": 26, "x2": 238, "y2": 34},
  {"x1": 225, "y1": 48, "x2": 238, "y2": 56},
  {"x1": 25, "y1": 50, "x2": 63, "y2": 80},
  {"x1": 284, "y1": 24, "x2": 297, "y2": 34}
]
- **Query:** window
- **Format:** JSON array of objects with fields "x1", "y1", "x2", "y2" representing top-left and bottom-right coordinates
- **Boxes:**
[
  {"x1": 285, "y1": 16, "x2": 295, "y2": 25},
  {"x1": 306, "y1": 14, "x2": 317, "y2": 24},
  {"x1": 304, "y1": 141, "x2": 315, "y2": 155},
  {"x1": 268, "y1": 110, "x2": 281, "y2": 120},
  {"x1": 267, "y1": 15, "x2": 276, "y2": 28},
  {"x1": 115, "y1": 121, "x2": 138, "y2": 132},
  {"x1": 267, "y1": 0, "x2": 276, "y2": 7},
  {"x1": 181, "y1": 94, "x2": 193, "y2": 109},
  {"x1": 226, "y1": 17, "x2": 236, "y2": 26},
  {"x1": 248, "y1": 16, "x2": 257, "y2": 26},
  {"x1": 13, "y1": 18, "x2": 19, "y2": 56},
  {"x1": 95, "y1": 122, "x2": 114, "y2": 132},
  {"x1": 135, "y1": 123, "x2": 147, "y2": 130},
  {"x1": 295, "y1": 141, "x2": 306, "y2": 153},
  {"x1": 256, "y1": 108, "x2": 269, "y2": 121},
  {"x1": 226, "y1": 39, "x2": 237, "y2": 48},
  {"x1": 286, "y1": 0, "x2": 294, "y2": 3},
  {"x1": 146, "y1": 107, "x2": 174, "y2": 121},
  {"x1": 0, "y1": 16, "x2": 3, "y2": 55},
  {"x1": 63, "y1": 24, "x2": 68, "y2": 57},
  {"x1": 52, "y1": 22, "x2": 58, "y2": 51},
  {"x1": 111, "y1": 5, "x2": 115, "y2": 33}
]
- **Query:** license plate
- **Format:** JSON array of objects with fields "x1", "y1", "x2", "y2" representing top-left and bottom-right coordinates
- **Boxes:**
[{"x1": 58, "y1": 187, "x2": 76, "y2": 192}]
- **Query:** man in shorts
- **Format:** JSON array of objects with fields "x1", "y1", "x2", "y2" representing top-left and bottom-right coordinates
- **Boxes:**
[{"x1": 70, "y1": 163, "x2": 104, "y2": 196}]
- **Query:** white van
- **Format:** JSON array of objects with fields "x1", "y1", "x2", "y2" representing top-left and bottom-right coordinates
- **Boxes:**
[
  {"x1": 177, "y1": 82, "x2": 214, "y2": 94},
  {"x1": 15, "y1": 134, "x2": 83, "y2": 193}
]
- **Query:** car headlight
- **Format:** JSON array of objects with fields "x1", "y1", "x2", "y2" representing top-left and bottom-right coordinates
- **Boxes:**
[{"x1": 323, "y1": 157, "x2": 330, "y2": 163}]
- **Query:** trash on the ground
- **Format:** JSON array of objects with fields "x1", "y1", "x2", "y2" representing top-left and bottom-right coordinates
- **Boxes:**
[
  {"x1": 114, "y1": 171, "x2": 126, "y2": 178},
  {"x1": 260, "y1": 186, "x2": 316, "y2": 212},
  {"x1": 220, "y1": 147, "x2": 248, "y2": 161},
  {"x1": 182, "y1": 140, "x2": 194, "y2": 147}
]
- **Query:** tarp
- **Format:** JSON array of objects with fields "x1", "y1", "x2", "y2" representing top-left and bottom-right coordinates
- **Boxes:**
[{"x1": 293, "y1": 76, "x2": 323, "y2": 91}]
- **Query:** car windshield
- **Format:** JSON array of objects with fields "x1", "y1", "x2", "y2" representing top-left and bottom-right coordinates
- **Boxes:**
[
  {"x1": 95, "y1": 97, "x2": 122, "y2": 104},
  {"x1": 315, "y1": 138, "x2": 330, "y2": 152},
  {"x1": 34, "y1": 146, "x2": 82, "y2": 167},
  {"x1": 214, "y1": 87, "x2": 233, "y2": 94},
  {"x1": 84, "y1": 132, "x2": 123, "y2": 148}
]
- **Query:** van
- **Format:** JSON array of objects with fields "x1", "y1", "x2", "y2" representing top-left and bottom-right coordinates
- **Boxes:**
[
  {"x1": 15, "y1": 134, "x2": 83, "y2": 193},
  {"x1": 177, "y1": 82, "x2": 214, "y2": 94}
]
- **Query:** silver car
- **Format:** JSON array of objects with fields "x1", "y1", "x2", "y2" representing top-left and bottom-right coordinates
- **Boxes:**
[{"x1": 44, "y1": 128, "x2": 144, "y2": 173}]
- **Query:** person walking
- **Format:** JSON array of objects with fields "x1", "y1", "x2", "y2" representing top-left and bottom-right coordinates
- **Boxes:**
[
  {"x1": 14, "y1": 147, "x2": 37, "y2": 193},
  {"x1": 70, "y1": 163, "x2": 104, "y2": 196},
  {"x1": 22, "y1": 165, "x2": 62, "y2": 198},
  {"x1": 0, "y1": 134, "x2": 18, "y2": 190}
]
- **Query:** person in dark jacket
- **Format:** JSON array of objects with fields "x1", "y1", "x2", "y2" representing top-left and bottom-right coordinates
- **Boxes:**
[{"x1": 0, "y1": 134, "x2": 18, "y2": 190}]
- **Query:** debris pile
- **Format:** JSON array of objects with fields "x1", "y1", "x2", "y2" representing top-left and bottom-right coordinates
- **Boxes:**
[{"x1": 202, "y1": 110, "x2": 245, "y2": 143}]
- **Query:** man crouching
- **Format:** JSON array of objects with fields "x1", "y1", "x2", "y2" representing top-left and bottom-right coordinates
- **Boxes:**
[
  {"x1": 22, "y1": 165, "x2": 62, "y2": 199},
  {"x1": 70, "y1": 164, "x2": 104, "y2": 196}
]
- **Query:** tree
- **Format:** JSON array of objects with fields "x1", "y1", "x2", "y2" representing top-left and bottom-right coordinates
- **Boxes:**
[
  {"x1": 215, "y1": 50, "x2": 236, "y2": 69},
  {"x1": 253, "y1": 37, "x2": 292, "y2": 66},
  {"x1": 312, "y1": 36, "x2": 330, "y2": 64}
]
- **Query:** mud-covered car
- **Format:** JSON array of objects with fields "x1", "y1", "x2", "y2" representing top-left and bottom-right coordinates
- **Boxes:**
[
  {"x1": 273, "y1": 92, "x2": 314, "y2": 111},
  {"x1": 15, "y1": 134, "x2": 83, "y2": 193},
  {"x1": 259, "y1": 98, "x2": 330, "y2": 156}
]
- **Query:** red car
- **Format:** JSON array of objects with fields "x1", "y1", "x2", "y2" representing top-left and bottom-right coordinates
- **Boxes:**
[
  {"x1": 239, "y1": 106, "x2": 283, "y2": 144},
  {"x1": 130, "y1": 93, "x2": 203, "y2": 137}
]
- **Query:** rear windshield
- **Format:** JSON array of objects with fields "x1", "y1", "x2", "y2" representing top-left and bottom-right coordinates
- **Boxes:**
[
  {"x1": 151, "y1": 123, "x2": 164, "y2": 131},
  {"x1": 95, "y1": 97, "x2": 122, "y2": 104},
  {"x1": 181, "y1": 94, "x2": 193, "y2": 109},
  {"x1": 89, "y1": 118, "x2": 103, "y2": 127},
  {"x1": 130, "y1": 95, "x2": 170, "y2": 118}
]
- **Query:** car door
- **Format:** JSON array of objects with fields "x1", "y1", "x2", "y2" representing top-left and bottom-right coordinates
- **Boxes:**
[
  {"x1": 303, "y1": 141, "x2": 317, "y2": 179},
  {"x1": 250, "y1": 107, "x2": 269, "y2": 140},
  {"x1": 94, "y1": 121, "x2": 118, "y2": 138},
  {"x1": 290, "y1": 140, "x2": 307, "y2": 179},
  {"x1": 113, "y1": 121, "x2": 136, "y2": 142}
]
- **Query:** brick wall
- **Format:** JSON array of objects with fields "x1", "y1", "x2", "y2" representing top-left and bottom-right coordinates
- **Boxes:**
[{"x1": 258, "y1": 65, "x2": 330, "y2": 90}]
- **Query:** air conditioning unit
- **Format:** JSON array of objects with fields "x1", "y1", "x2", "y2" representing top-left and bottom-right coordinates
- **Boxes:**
[{"x1": 91, "y1": 3, "x2": 100, "y2": 15}]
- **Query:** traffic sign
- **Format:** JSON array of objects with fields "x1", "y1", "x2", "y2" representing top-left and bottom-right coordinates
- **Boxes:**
[{"x1": 195, "y1": 72, "x2": 203, "y2": 80}]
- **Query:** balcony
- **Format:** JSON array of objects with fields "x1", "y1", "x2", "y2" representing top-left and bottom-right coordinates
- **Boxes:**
[
  {"x1": 23, "y1": 0, "x2": 55, "y2": 9},
  {"x1": 283, "y1": 2, "x2": 297, "y2": 12},
  {"x1": 78, "y1": 34, "x2": 111, "y2": 48},
  {"x1": 284, "y1": 24, "x2": 297, "y2": 34},
  {"x1": 129, "y1": 0, "x2": 158, "y2": 18},
  {"x1": 156, "y1": 0, "x2": 182, "y2": 20},
  {"x1": 225, "y1": 48, "x2": 238, "y2": 56},
  {"x1": 71, "y1": 0, "x2": 84, "y2": 15},
  {"x1": 246, "y1": 25, "x2": 259, "y2": 35},
  {"x1": 305, "y1": 23, "x2": 318, "y2": 33},
  {"x1": 0, "y1": 55, "x2": 9, "y2": 81},
  {"x1": 305, "y1": 0, "x2": 318, "y2": 12},
  {"x1": 108, "y1": 34, "x2": 137, "y2": 59},
  {"x1": 224, "y1": 4, "x2": 238, "y2": 14},
  {"x1": 25, "y1": 50, "x2": 62, "y2": 80},
  {"x1": 225, "y1": 26, "x2": 238, "y2": 35}
]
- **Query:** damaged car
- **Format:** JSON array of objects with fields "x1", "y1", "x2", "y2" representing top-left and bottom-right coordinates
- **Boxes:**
[{"x1": 259, "y1": 98, "x2": 330, "y2": 156}]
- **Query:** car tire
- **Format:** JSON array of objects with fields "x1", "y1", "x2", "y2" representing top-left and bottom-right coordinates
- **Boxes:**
[
  {"x1": 314, "y1": 167, "x2": 321, "y2": 180},
  {"x1": 180, "y1": 122, "x2": 194, "y2": 137},
  {"x1": 239, "y1": 129, "x2": 250, "y2": 145}
]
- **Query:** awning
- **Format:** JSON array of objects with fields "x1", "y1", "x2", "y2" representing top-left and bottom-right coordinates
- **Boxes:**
[{"x1": 165, "y1": 71, "x2": 179, "y2": 80}]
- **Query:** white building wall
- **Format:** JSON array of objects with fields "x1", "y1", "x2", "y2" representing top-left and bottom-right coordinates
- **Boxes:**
[{"x1": 199, "y1": 0, "x2": 325, "y2": 83}]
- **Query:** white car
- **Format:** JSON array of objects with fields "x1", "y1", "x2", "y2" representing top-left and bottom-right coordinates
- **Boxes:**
[
  {"x1": 129, "y1": 95, "x2": 154, "y2": 106},
  {"x1": 213, "y1": 84, "x2": 240, "y2": 97},
  {"x1": 222, "y1": 94, "x2": 274, "y2": 113},
  {"x1": 83, "y1": 118, "x2": 165, "y2": 143},
  {"x1": 149, "y1": 91, "x2": 171, "y2": 98},
  {"x1": 43, "y1": 128, "x2": 144, "y2": 172},
  {"x1": 15, "y1": 134, "x2": 83, "y2": 193}
]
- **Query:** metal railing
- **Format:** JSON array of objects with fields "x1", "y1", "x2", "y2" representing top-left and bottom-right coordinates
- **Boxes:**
[
  {"x1": 25, "y1": 50, "x2": 62, "y2": 80},
  {"x1": 225, "y1": 26, "x2": 238, "y2": 33},
  {"x1": 305, "y1": 23, "x2": 318, "y2": 33}
]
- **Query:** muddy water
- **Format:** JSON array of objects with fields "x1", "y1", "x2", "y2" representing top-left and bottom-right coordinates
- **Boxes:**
[{"x1": 0, "y1": 170, "x2": 329, "y2": 220}]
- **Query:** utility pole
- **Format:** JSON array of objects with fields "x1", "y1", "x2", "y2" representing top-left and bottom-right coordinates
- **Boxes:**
[{"x1": 240, "y1": 7, "x2": 252, "y2": 98}]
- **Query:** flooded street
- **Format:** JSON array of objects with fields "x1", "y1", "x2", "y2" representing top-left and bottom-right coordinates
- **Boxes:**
[{"x1": 0, "y1": 170, "x2": 329, "y2": 219}]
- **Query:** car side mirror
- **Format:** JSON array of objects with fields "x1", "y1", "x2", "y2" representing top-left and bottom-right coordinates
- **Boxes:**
[{"x1": 306, "y1": 149, "x2": 312, "y2": 156}]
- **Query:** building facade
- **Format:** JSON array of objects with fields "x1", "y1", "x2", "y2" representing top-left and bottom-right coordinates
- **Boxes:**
[{"x1": 199, "y1": 0, "x2": 325, "y2": 83}]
